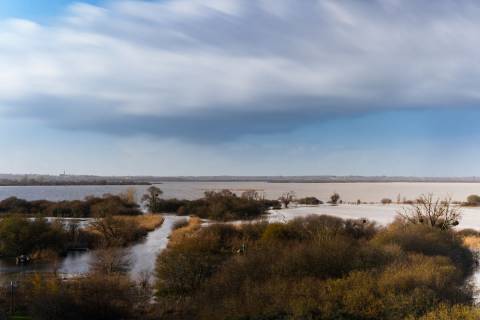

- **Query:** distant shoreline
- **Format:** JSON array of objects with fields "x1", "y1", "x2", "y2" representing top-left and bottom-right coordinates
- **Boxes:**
[
  {"x1": 0, "y1": 181, "x2": 152, "y2": 187},
  {"x1": 3, "y1": 174, "x2": 480, "y2": 185}
]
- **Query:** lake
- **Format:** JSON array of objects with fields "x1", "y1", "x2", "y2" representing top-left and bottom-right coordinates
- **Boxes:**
[{"x1": 2, "y1": 181, "x2": 480, "y2": 203}]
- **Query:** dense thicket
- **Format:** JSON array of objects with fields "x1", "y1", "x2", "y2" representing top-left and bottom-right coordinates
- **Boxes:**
[
  {"x1": 0, "y1": 216, "x2": 68, "y2": 257},
  {"x1": 0, "y1": 215, "x2": 162, "y2": 257},
  {"x1": 155, "y1": 215, "x2": 475, "y2": 320},
  {"x1": 295, "y1": 196, "x2": 323, "y2": 205},
  {"x1": 149, "y1": 190, "x2": 280, "y2": 221},
  {"x1": 0, "y1": 194, "x2": 141, "y2": 217}
]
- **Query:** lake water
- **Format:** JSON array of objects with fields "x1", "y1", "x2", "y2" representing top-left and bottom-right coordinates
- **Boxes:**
[
  {"x1": 271, "y1": 204, "x2": 480, "y2": 228},
  {"x1": 2, "y1": 181, "x2": 480, "y2": 203}
]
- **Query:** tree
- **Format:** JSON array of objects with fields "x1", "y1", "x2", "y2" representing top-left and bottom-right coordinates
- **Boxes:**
[
  {"x1": 381, "y1": 198, "x2": 392, "y2": 205},
  {"x1": 398, "y1": 194, "x2": 461, "y2": 230},
  {"x1": 142, "y1": 186, "x2": 163, "y2": 212},
  {"x1": 329, "y1": 193, "x2": 340, "y2": 205},
  {"x1": 90, "y1": 216, "x2": 142, "y2": 247},
  {"x1": 89, "y1": 248, "x2": 132, "y2": 275},
  {"x1": 279, "y1": 191, "x2": 295, "y2": 208}
]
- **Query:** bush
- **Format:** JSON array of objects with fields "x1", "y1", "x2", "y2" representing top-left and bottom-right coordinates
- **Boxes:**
[
  {"x1": 296, "y1": 197, "x2": 323, "y2": 205},
  {"x1": 458, "y1": 228, "x2": 480, "y2": 237},
  {"x1": 466, "y1": 194, "x2": 480, "y2": 206},
  {"x1": 372, "y1": 222, "x2": 474, "y2": 277},
  {"x1": 0, "y1": 194, "x2": 141, "y2": 217},
  {"x1": 381, "y1": 198, "x2": 393, "y2": 204},
  {"x1": 329, "y1": 192, "x2": 340, "y2": 205},
  {"x1": 177, "y1": 190, "x2": 279, "y2": 221},
  {"x1": 0, "y1": 216, "x2": 68, "y2": 257},
  {"x1": 154, "y1": 215, "x2": 475, "y2": 319},
  {"x1": 415, "y1": 304, "x2": 480, "y2": 319},
  {"x1": 171, "y1": 218, "x2": 189, "y2": 230},
  {"x1": 28, "y1": 274, "x2": 147, "y2": 320}
]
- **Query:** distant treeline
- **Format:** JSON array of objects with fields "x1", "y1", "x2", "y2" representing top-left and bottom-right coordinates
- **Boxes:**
[
  {"x1": 0, "y1": 194, "x2": 142, "y2": 217},
  {"x1": 0, "y1": 179, "x2": 151, "y2": 186}
]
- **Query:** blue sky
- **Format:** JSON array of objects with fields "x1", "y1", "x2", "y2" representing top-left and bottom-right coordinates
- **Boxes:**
[
  {"x1": 1, "y1": 0, "x2": 480, "y2": 176},
  {"x1": 0, "y1": 0, "x2": 102, "y2": 20}
]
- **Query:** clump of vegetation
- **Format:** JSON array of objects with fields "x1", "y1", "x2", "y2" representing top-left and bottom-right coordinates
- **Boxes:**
[
  {"x1": 171, "y1": 218, "x2": 189, "y2": 230},
  {"x1": 381, "y1": 198, "x2": 393, "y2": 204},
  {"x1": 154, "y1": 210, "x2": 475, "y2": 319},
  {"x1": 0, "y1": 214, "x2": 164, "y2": 259},
  {"x1": 0, "y1": 216, "x2": 68, "y2": 257},
  {"x1": 143, "y1": 188, "x2": 280, "y2": 221},
  {"x1": 278, "y1": 191, "x2": 295, "y2": 208},
  {"x1": 89, "y1": 215, "x2": 164, "y2": 247},
  {"x1": 464, "y1": 194, "x2": 480, "y2": 206},
  {"x1": 296, "y1": 196, "x2": 323, "y2": 205},
  {"x1": 11, "y1": 264, "x2": 152, "y2": 320},
  {"x1": 328, "y1": 192, "x2": 340, "y2": 205},
  {"x1": 0, "y1": 193, "x2": 142, "y2": 217},
  {"x1": 397, "y1": 194, "x2": 460, "y2": 230}
]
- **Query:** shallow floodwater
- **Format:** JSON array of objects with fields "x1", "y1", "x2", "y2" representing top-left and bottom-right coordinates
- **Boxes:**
[
  {"x1": 0, "y1": 215, "x2": 186, "y2": 282},
  {"x1": 270, "y1": 204, "x2": 480, "y2": 229},
  {"x1": 2, "y1": 182, "x2": 480, "y2": 203}
]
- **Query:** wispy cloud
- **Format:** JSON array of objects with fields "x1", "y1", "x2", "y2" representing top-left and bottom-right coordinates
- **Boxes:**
[{"x1": 2, "y1": 0, "x2": 480, "y2": 141}]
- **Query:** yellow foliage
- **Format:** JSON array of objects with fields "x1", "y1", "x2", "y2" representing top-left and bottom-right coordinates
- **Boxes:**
[
  {"x1": 463, "y1": 235, "x2": 480, "y2": 250},
  {"x1": 168, "y1": 216, "x2": 202, "y2": 247}
]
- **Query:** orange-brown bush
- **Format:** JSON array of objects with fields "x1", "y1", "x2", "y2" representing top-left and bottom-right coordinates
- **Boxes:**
[{"x1": 155, "y1": 215, "x2": 476, "y2": 320}]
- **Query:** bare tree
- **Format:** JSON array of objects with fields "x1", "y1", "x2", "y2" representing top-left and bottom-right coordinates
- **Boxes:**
[
  {"x1": 279, "y1": 191, "x2": 295, "y2": 208},
  {"x1": 90, "y1": 248, "x2": 132, "y2": 275},
  {"x1": 397, "y1": 194, "x2": 461, "y2": 230},
  {"x1": 329, "y1": 192, "x2": 340, "y2": 205},
  {"x1": 241, "y1": 190, "x2": 260, "y2": 201}
]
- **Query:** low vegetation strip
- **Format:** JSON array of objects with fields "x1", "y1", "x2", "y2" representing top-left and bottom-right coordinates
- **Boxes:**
[
  {"x1": 0, "y1": 193, "x2": 142, "y2": 217},
  {"x1": 0, "y1": 214, "x2": 165, "y2": 259},
  {"x1": 114, "y1": 215, "x2": 164, "y2": 232},
  {"x1": 142, "y1": 187, "x2": 281, "y2": 221}
]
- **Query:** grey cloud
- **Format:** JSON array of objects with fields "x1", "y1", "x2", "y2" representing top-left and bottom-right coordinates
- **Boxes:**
[{"x1": 2, "y1": 0, "x2": 480, "y2": 141}]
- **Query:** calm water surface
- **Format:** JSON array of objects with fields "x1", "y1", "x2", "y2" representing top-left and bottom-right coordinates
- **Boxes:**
[{"x1": 2, "y1": 182, "x2": 480, "y2": 203}]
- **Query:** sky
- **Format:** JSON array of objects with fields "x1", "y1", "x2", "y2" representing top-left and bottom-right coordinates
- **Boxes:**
[{"x1": 1, "y1": 0, "x2": 480, "y2": 176}]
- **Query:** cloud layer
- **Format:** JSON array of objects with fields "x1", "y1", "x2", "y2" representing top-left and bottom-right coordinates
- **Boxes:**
[{"x1": 2, "y1": 0, "x2": 480, "y2": 141}]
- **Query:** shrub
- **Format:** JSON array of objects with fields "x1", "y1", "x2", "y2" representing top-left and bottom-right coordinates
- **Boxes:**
[
  {"x1": 0, "y1": 194, "x2": 141, "y2": 217},
  {"x1": 28, "y1": 274, "x2": 146, "y2": 320},
  {"x1": 154, "y1": 215, "x2": 475, "y2": 319},
  {"x1": 329, "y1": 192, "x2": 340, "y2": 205},
  {"x1": 466, "y1": 194, "x2": 480, "y2": 206},
  {"x1": 0, "y1": 216, "x2": 68, "y2": 257},
  {"x1": 381, "y1": 198, "x2": 393, "y2": 204},
  {"x1": 372, "y1": 222, "x2": 474, "y2": 276},
  {"x1": 296, "y1": 197, "x2": 323, "y2": 205},
  {"x1": 415, "y1": 304, "x2": 480, "y2": 319},
  {"x1": 172, "y1": 218, "x2": 189, "y2": 230}
]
